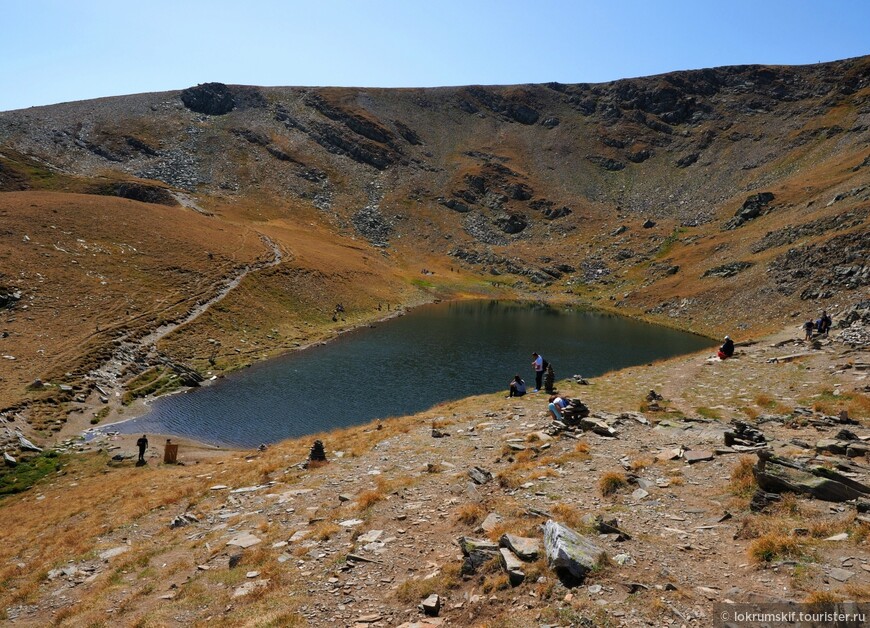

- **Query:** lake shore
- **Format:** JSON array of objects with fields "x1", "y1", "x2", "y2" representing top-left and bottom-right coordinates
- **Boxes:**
[{"x1": 80, "y1": 300, "x2": 715, "y2": 450}]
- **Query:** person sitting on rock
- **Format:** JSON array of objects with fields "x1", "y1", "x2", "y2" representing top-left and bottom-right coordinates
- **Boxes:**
[
  {"x1": 508, "y1": 375, "x2": 526, "y2": 398},
  {"x1": 717, "y1": 336, "x2": 735, "y2": 360},
  {"x1": 548, "y1": 395, "x2": 568, "y2": 421}
]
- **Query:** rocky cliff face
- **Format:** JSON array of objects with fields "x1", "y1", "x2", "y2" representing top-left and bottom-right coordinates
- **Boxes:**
[{"x1": 0, "y1": 57, "x2": 868, "y2": 397}]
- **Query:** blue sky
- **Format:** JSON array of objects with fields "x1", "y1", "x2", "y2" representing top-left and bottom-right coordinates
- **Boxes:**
[{"x1": 1, "y1": 0, "x2": 868, "y2": 112}]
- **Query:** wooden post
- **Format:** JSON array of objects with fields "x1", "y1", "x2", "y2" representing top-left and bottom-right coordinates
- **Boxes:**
[{"x1": 163, "y1": 439, "x2": 178, "y2": 464}]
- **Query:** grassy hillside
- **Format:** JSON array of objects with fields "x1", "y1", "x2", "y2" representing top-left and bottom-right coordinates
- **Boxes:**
[{"x1": 0, "y1": 56, "x2": 868, "y2": 448}]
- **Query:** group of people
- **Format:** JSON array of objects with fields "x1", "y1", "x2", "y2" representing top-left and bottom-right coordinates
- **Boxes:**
[
  {"x1": 507, "y1": 351, "x2": 550, "y2": 397},
  {"x1": 804, "y1": 310, "x2": 832, "y2": 340}
]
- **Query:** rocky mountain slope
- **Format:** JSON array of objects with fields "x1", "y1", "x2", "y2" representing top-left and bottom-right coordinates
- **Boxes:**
[
  {"x1": 0, "y1": 56, "x2": 868, "y2": 626},
  {"x1": 0, "y1": 321, "x2": 869, "y2": 626}
]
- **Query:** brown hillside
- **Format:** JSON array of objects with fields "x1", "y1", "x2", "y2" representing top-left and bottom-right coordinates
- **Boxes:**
[
  {"x1": 0, "y1": 57, "x2": 868, "y2": 628},
  {"x1": 0, "y1": 56, "x2": 868, "y2": 445}
]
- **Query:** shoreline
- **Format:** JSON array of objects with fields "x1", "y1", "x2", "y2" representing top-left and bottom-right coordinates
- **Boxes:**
[
  {"x1": 75, "y1": 296, "x2": 719, "y2": 453},
  {"x1": 66, "y1": 301, "x2": 424, "y2": 453}
]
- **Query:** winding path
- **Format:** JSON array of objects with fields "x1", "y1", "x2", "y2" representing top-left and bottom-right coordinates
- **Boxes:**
[{"x1": 89, "y1": 233, "x2": 284, "y2": 394}]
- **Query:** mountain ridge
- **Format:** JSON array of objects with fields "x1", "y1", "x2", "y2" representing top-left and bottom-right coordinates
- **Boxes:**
[{"x1": 0, "y1": 53, "x2": 867, "y2": 443}]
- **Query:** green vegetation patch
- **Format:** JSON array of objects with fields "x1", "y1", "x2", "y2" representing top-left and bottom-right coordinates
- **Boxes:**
[
  {"x1": 121, "y1": 366, "x2": 182, "y2": 405},
  {"x1": 0, "y1": 450, "x2": 64, "y2": 497},
  {"x1": 695, "y1": 406, "x2": 722, "y2": 419}
]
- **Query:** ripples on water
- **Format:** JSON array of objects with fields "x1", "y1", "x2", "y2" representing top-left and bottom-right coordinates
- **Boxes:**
[{"x1": 111, "y1": 300, "x2": 713, "y2": 447}]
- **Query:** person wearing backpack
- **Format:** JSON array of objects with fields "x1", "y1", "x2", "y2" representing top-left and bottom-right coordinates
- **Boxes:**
[{"x1": 531, "y1": 352, "x2": 546, "y2": 392}]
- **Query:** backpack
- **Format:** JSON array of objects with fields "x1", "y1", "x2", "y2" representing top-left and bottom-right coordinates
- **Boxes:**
[{"x1": 541, "y1": 358, "x2": 550, "y2": 371}]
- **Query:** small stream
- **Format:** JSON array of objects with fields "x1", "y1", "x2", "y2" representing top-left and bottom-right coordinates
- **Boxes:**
[{"x1": 109, "y1": 300, "x2": 714, "y2": 447}]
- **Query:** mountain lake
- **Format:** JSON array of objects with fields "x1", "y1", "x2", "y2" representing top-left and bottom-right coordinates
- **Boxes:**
[{"x1": 107, "y1": 300, "x2": 715, "y2": 447}]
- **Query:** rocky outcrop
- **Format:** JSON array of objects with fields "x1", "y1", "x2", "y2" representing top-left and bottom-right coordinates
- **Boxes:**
[
  {"x1": 493, "y1": 213, "x2": 528, "y2": 234},
  {"x1": 461, "y1": 87, "x2": 540, "y2": 125},
  {"x1": 90, "y1": 182, "x2": 179, "y2": 206},
  {"x1": 393, "y1": 121, "x2": 422, "y2": 145},
  {"x1": 770, "y1": 231, "x2": 869, "y2": 299},
  {"x1": 586, "y1": 155, "x2": 625, "y2": 171},
  {"x1": 751, "y1": 208, "x2": 869, "y2": 253},
  {"x1": 723, "y1": 192, "x2": 776, "y2": 230},
  {"x1": 276, "y1": 106, "x2": 399, "y2": 170},
  {"x1": 753, "y1": 451, "x2": 870, "y2": 502},
  {"x1": 702, "y1": 261, "x2": 754, "y2": 278},
  {"x1": 180, "y1": 83, "x2": 236, "y2": 115},
  {"x1": 180, "y1": 83, "x2": 266, "y2": 115}
]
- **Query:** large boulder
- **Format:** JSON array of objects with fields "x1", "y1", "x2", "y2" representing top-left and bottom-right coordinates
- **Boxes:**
[
  {"x1": 180, "y1": 82, "x2": 236, "y2": 115},
  {"x1": 543, "y1": 520, "x2": 606, "y2": 585},
  {"x1": 723, "y1": 192, "x2": 775, "y2": 229}
]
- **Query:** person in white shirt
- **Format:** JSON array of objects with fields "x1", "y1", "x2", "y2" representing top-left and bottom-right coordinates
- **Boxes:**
[{"x1": 531, "y1": 352, "x2": 544, "y2": 392}]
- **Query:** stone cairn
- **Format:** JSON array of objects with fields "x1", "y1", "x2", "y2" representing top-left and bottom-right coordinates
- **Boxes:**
[
  {"x1": 544, "y1": 364, "x2": 556, "y2": 394},
  {"x1": 308, "y1": 440, "x2": 327, "y2": 464}
]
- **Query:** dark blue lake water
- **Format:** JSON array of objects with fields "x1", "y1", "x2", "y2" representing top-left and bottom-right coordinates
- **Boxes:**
[{"x1": 110, "y1": 300, "x2": 713, "y2": 447}]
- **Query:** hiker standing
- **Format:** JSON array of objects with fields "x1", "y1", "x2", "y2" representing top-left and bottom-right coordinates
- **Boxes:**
[
  {"x1": 136, "y1": 434, "x2": 148, "y2": 463},
  {"x1": 531, "y1": 352, "x2": 544, "y2": 392}
]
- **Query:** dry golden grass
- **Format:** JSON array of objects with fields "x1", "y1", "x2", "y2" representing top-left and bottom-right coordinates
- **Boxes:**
[
  {"x1": 310, "y1": 521, "x2": 341, "y2": 541},
  {"x1": 729, "y1": 456, "x2": 758, "y2": 497},
  {"x1": 395, "y1": 562, "x2": 462, "y2": 603},
  {"x1": 599, "y1": 471, "x2": 628, "y2": 497},
  {"x1": 550, "y1": 503, "x2": 588, "y2": 531},
  {"x1": 355, "y1": 488, "x2": 386, "y2": 511},
  {"x1": 808, "y1": 514, "x2": 852, "y2": 539},
  {"x1": 804, "y1": 590, "x2": 845, "y2": 606},
  {"x1": 749, "y1": 532, "x2": 802, "y2": 563},
  {"x1": 455, "y1": 502, "x2": 486, "y2": 526},
  {"x1": 496, "y1": 469, "x2": 524, "y2": 490},
  {"x1": 482, "y1": 572, "x2": 512, "y2": 593},
  {"x1": 630, "y1": 456, "x2": 653, "y2": 471},
  {"x1": 843, "y1": 583, "x2": 870, "y2": 600}
]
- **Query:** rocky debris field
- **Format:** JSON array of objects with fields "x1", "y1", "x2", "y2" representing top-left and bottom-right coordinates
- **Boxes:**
[{"x1": 1, "y1": 316, "x2": 868, "y2": 626}]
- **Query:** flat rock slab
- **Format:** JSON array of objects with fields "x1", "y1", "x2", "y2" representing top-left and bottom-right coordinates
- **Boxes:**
[
  {"x1": 99, "y1": 546, "x2": 129, "y2": 561},
  {"x1": 357, "y1": 529, "x2": 383, "y2": 544},
  {"x1": 339, "y1": 519, "x2": 364, "y2": 527},
  {"x1": 233, "y1": 579, "x2": 269, "y2": 597},
  {"x1": 656, "y1": 448, "x2": 682, "y2": 461},
  {"x1": 543, "y1": 520, "x2": 606, "y2": 583},
  {"x1": 499, "y1": 548, "x2": 525, "y2": 585},
  {"x1": 397, "y1": 619, "x2": 444, "y2": 628},
  {"x1": 829, "y1": 568, "x2": 855, "y2": 582},
  {"x1": 480, "y1": 513, "x2": 503, "y2": 533},
  {"x1": 500, "y1": 533, "x2": 540, "y2": 560},
  {"x1": 356, "y1": 613, "x2": 383, "y2": 623},
  {"x1": 458, "y1": 536, "x2": 499, "y2": 555},
  {"x1": 226, "y1": 532, "x2": 262, "y2": 548},
  {"x1": 683, "y1": 450, "x2": 714, "y2": 463},
  {"x1": 468, "y1": 466, "x2": 493, "y2": 485},
  {"x1": 231, "y1": 484, "x2": 269, "y2": 493}
]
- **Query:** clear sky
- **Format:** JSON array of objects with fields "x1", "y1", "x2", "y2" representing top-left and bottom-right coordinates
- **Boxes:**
[{"x1": 1, "y1": 0, "x2": 868, "y2": 112}]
